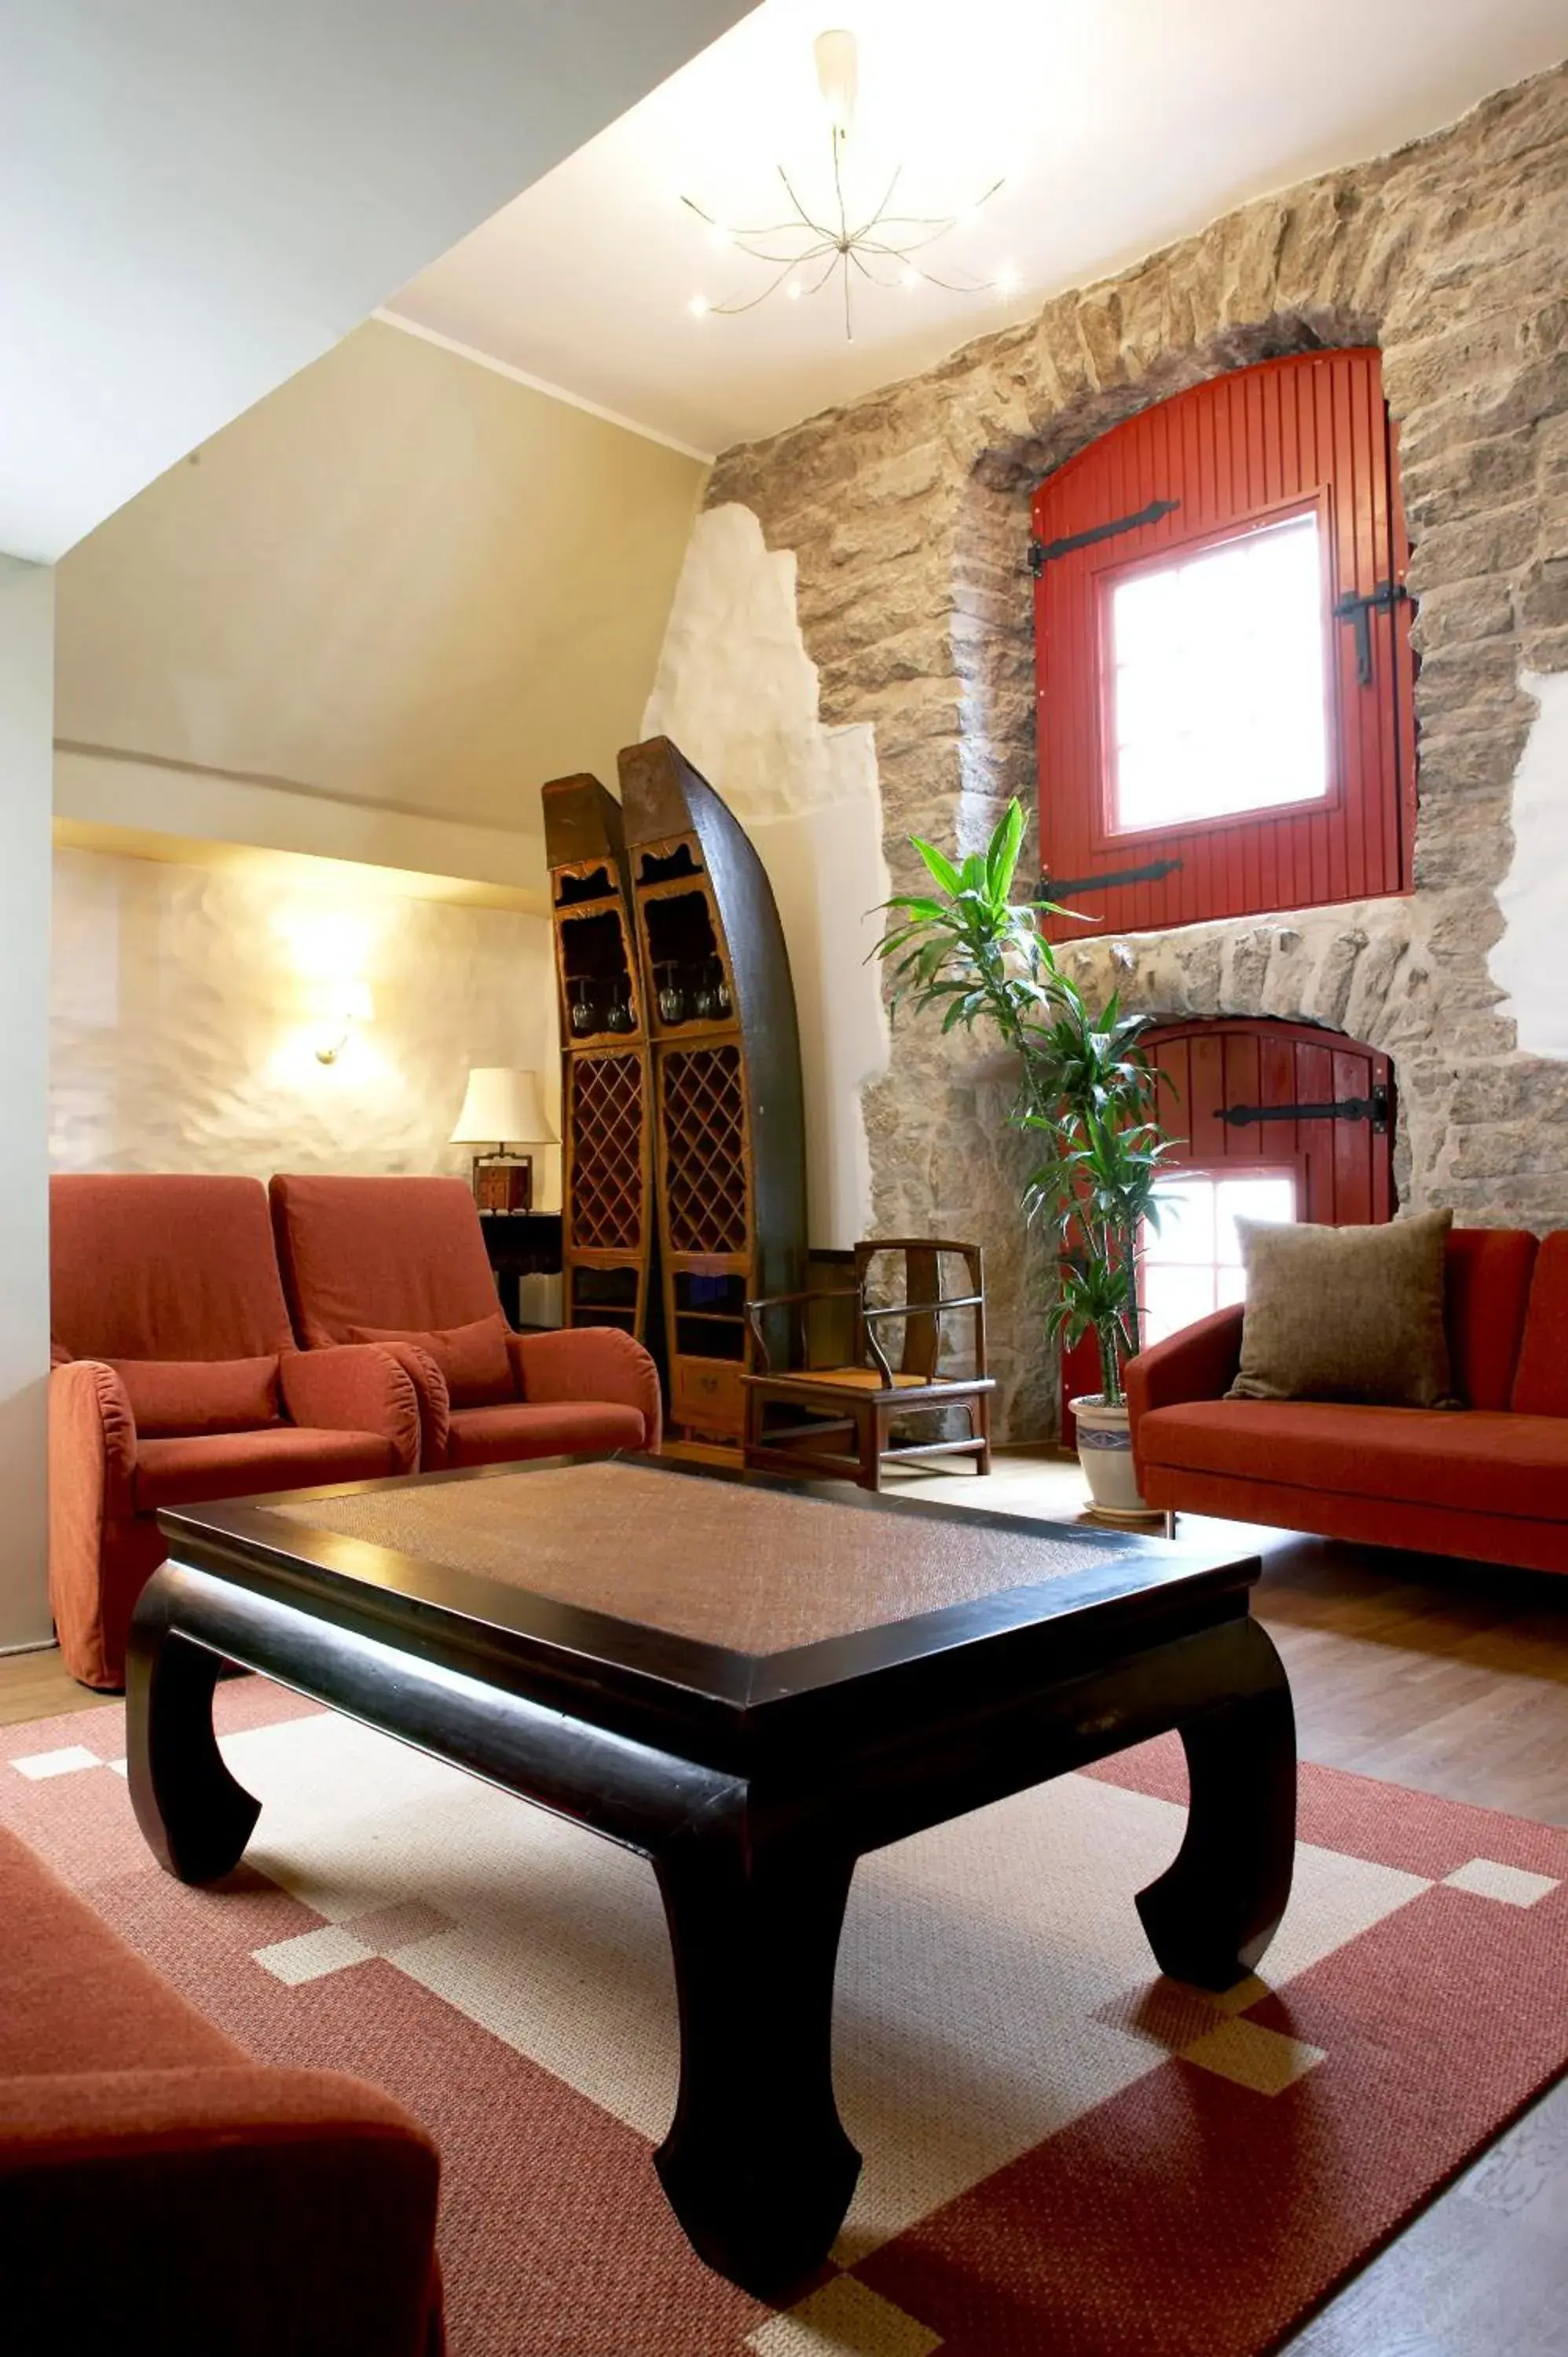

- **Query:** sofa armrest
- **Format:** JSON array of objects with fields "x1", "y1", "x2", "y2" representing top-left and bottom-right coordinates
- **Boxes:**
[
  {"x1": 48, "y1": 1362, "x2": 139, "y2": 1687},
  {"x1": 508, "y1": 1328, "x2": 663, "y2": 1453},
  {"x1": 0, "y1": 2062, "x2": 441, "y2": 2357},
  {"x1": 279, "y1": 1346, "x2": 419, "y2": 1473},
  {"x1": 1126, "y1": 1305, "x2": 1245, "y2": 1475}
]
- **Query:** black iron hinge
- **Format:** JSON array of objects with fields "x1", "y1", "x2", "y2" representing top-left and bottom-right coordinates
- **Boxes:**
[
  {"x1": 1332, "y1": 579, "x2": 1411, "y2": 685},
  {"x1": 1042, "y1": 856, "x2": 1184, "y2": 900},
  {"x1": 1222, "y1": 1084, "x2": 1390, "y2": 1134},
  {"x1": 1028, "y1": 497, "x2": 1181, "y2": 577}
]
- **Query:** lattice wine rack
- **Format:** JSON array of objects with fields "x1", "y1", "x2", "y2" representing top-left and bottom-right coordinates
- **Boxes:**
[{"x1": 542, "y1": 775, "x2": 658, "y2": 1350}]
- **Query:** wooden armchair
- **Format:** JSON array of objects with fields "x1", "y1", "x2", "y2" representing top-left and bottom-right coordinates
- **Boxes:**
[{"x1": 742, "y1": 1238, "x2": 994, "y2": 1491}]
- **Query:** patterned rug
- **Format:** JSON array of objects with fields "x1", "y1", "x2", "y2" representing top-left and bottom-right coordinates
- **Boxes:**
[{"x1": 5, "y1": 1677, "x2": 1567, "y2": 2357}]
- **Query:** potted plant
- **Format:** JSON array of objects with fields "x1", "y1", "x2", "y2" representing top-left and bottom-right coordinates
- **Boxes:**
[{"x1": 874, "y1": 800, "x2": 1177, "y2": 1516}]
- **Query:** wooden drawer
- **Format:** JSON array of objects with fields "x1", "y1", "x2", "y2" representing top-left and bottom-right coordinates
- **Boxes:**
[{"x1": 672, "y1": 1357, "x2": 745, "y2": 1439}]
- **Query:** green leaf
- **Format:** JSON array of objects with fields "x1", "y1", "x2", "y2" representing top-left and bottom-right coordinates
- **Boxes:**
[{"x1": 911, "y1": 836, "x2": 962, "y2": 896}]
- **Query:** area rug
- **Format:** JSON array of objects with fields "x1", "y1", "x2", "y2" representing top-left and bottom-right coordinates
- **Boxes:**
[{"x1": 5, "y1": 1678, "x2": 1567, "y2": 2357}]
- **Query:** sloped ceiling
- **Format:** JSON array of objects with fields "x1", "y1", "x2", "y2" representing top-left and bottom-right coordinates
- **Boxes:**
[{"x1": 0, "y1": 0, "x2": 748, "y2": 559}]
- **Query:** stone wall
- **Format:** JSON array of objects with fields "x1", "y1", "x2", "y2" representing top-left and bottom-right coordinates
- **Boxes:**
[{"x1": 707, "y1": 63, "x2": 1568, "y2": 1437}]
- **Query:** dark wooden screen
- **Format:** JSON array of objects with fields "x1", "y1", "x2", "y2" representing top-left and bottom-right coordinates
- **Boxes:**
[{"x1": 1061, "y1": 1016, "x2": 1394, "y2": 1438}]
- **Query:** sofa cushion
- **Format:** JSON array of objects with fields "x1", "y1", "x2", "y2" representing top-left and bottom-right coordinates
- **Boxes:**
[
  {"x1": 51, "y1": 1174, "x2": 296, "y2": 1365},
  {"x1": 445, "y1": 1400, "x2": 647, "y2": 1468},
  {"x1": 107, "y1": 1355, "x2": 281, "y2": 1437},
  {"x1": 1229, "y1": 1210, "x2": 1453, "y2": 1407},
  {"x1": 0, "y1": 1824, "x2": 241, "y2": 2080},
  {"x1": 1513, "y1": 1232, "x2": 1568, "y2": 1417},
  {"x1": 269, "y1": 1174, "x2": 500, "y2": 1348},
  {"x1": 1139, "y1": 1398, "x2": 1568, "y2": 1523},
  {"x1": 349, "y1": 1314, "x2": 515, "y2": 1409},
  {"x1": 1446, "y1": 1228, "x2": 1539, "y2": 1409},
  {"x1": 135, "y1": 1428, "x2": 401, "y2": 1512}
]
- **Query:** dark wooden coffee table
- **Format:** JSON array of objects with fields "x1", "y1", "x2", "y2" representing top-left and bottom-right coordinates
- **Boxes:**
[{"x1": 130, "y1": 1455, "x2": 1295, "y2": 2297}]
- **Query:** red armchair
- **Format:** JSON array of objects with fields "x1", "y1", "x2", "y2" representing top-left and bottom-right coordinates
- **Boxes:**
[
  {"x1": 1, "y1": 1820, "x2": 442, "y2": 2356},
  {"x1": 269, "y1": 1174, "x2": 662, "y2": 1468},
  {"x1": 49, "y1": 1175, "x2": 419, "y2": 1688}
]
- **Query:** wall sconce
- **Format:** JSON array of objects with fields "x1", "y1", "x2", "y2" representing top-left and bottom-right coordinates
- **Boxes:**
[
  {"x1": 315, "y1": 978, "x2": 375, "y2": 1065},
  {"x1": 449, "y1": 1067, "x2": 556, "y2": 1209}
]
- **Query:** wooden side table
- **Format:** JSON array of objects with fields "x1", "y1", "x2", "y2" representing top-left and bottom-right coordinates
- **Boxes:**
[{"x1": 478, "y1": 1210, "x2": 563, "y2": 1329}]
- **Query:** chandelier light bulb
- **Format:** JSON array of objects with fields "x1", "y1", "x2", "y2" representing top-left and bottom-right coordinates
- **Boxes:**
[
  {"x1": 813, "y1": 28, "x2": 859, "y2": 137},
  {"x1": 688, "y1": 293, "x2": 711, "y2": 317},
  {"x1": 995, "y1": 263, "x2": 1020, "y2": 295},
  {"x1": 786, "y1": 281, "x2": 803, "y2": 301}
]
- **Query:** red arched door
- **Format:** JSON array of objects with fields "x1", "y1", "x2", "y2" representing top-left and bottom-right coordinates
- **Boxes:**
[{"x1": 1060, "y1": 1016, "x2": 1394, "y2": 1431}]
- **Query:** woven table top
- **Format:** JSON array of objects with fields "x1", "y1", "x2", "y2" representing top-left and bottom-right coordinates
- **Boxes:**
[{"x1": 272, "y1": 1461, "x2": 1123, "y2": 1658}]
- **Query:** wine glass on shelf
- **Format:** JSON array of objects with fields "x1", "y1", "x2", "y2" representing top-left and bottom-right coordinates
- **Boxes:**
[
  {"x1": 604, "y1": 981, "x2": 634, "y2": 1032},
  {"x1": 569, "y1": 984, "x2": 596, "y2": 1036},
  {"x1": 713, "y1": 960, "x2": 733, "y2": 1018},
  {"x1": 658, "y1": 966, "x2": 686, "y2": 1025}
]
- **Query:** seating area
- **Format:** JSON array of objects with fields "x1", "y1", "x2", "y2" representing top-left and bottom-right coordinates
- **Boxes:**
[
  {"x1": 9, "y1": 14, "x2": 1568, "y2": 2356},
  {"x1": 1130, "y1": 1227, "x2": 1568, "y2": 1572},
  {"x1": 49, "y1": 1173, "x2": 659, "y2": 1688}
]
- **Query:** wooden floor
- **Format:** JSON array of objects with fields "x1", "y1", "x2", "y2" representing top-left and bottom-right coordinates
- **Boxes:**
[{"x1": 5, "y1": 1454, "x2": 1568, "y2": 2353}]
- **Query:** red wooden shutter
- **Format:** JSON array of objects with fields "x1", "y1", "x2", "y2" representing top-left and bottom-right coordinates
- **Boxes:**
[
  {"x1": 1060, "y1": 1016, "x2": 1394, "y2": 1436},
  {"x1": 1032, "y1": 351, "x2": 1415, "y2": 937}
]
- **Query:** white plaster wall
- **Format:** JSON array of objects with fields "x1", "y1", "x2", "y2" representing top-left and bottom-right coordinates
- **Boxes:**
[
  {"x1": 0, "y1": 559, "x2": 53, "y2": 1648},
  {"x1": 642, "y1": 503, "x2": 890, "y2": 1248},
  {"x1": 1492, "y1": 670, "x2": 1568, "y2": 1058},
  {"x1": 50, "y1": 849, "x2": 561, "y2": 1203}
]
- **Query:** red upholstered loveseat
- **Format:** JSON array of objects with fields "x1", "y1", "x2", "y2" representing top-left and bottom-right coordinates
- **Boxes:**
[
  {"x1": 50, "y1": 1175, "x2": 420, "y2": 1688},
  {"x1": 1127, "y1": 1226, "x2": 1568, "y2": 1574},
  {"x1": 269, "y1": 1174, "x2": 662, "y2": 1468},
  {"x1": 1, "y1": 1820, "x2": 442, "y2": 2355}
]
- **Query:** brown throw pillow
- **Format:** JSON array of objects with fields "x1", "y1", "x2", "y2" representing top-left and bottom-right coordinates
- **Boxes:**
[{"x1": 1228, "y1": 1210, "x2": 1454, "y2": 1407}]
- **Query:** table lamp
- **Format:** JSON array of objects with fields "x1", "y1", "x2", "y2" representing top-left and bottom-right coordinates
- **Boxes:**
[{"x1": 449, "y1": 1067, "x2": 555, "y2": 1211}]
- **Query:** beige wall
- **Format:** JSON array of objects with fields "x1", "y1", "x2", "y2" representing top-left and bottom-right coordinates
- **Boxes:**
[
  {"x1": 51, "y1": 847, "x2": 562, "y2": 1205},
  {"x1": 0, "y1": 559, "x2": 53, "y2": 1649},
  {"x1": 55, "y1": 319, "x2": 709, "y2": 874}
]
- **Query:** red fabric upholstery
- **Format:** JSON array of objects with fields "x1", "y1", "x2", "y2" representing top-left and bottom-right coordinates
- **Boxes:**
[
  {"x1": 1135, "y1": 1461, "x2": 1568, "y2": 1578},
  {"x1": 273, "y1": 1175, "x2": 662, "y2": 1464},
  {"x1": 445, "y1": 1400, "x2": 647, "y2": 1467},
  {"x1": 1126, "y1": 1225, "x2": 1568, "y2": 1575},
  {"x1": 1512, "y1": 1231, "x2": 1568, "y2": 1415},
  {"x1": 269, "y1": 1175, "x2": 501, "y2": 1347},
  {"x1": 510, "y1": 1326, "x2": 664, "y2": 1453},
  {"x1": 351, "y1": 1311, "x2": 515, "y2": 1408},
  {"x1": 1138, "y1": 1399, "x2": 1568, "y2": 1520},
  {"x1": 135, "y1": 1428, "x2": 403, "y2": 1512},
  {"x1": 107, "y1": 1354, "x2": 281, "y2": 1436},
  {"x1": 49, "y1": 1175, "x2": 418, "y2": 1690},
  {"x1": 0, "y1": 1822, "x2": 443, "y2": 2357},
  {"x1": 52, "y1": 1175, "x2": 296, "y2": 1365},
  {"x1": 1447, "y1": 1227, "x2": 1540, "y2": 1409}
]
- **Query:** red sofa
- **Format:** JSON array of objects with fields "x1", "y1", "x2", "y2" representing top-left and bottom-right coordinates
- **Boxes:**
[
  {"x1": 269, "y1": 1174, "x2": 661, "y2": 1468},
  {"x1": 1127, "y1": 1226, "x2": 1568, "y2": 1574},
  {"x1": 50, "y1": 1175, "x2": 419, "y2": 1688},
  {"x1": 1, "y1": 1819, "x2": 441, "y2": 2356}
]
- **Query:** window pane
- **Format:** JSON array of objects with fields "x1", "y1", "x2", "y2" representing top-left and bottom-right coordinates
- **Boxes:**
[
  {"x1": 1143, "y1": 1263, "x2": 1216, "y2": 1347},
  {"x1": 1215, "y1": 1175, "x2": 1296, "y2": 1264},
  {"x1": 1143, "y1": 1176, "x2": 1216, "y2": 1266},
  {"x1": 1109, "y1": 514, "x2": 1330, "y2": 834}
]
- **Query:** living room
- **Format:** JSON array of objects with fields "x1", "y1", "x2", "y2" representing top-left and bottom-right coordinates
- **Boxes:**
[{"x1": 5, "y1": 3, "x2": 1568, "y2": 2352}]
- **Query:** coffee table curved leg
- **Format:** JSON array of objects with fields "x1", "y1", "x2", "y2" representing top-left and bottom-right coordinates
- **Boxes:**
[
  {"x1": 654, "y1": 1817, "x2": 860, "y2": 2297},
  {"x1": 1134, "y1": 1617, "x2": 1297, "y2": 1990},
  {"x1": 126, "y1": 1567, "x2": 262, "y2": 1884}
]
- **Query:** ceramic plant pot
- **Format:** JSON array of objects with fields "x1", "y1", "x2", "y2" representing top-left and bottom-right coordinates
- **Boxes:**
[{"x1": 1071, "y1": 1394, "x2": 1160, "y2": 1524}]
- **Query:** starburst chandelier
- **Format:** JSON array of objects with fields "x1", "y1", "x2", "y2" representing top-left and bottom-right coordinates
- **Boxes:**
[{"x1": 682, "y1": 29, "x2": 1007, "y2": 342}]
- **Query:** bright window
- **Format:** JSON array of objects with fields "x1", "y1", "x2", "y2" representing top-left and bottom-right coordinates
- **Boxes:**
[
  {"x1": 1108, "y1": 513, "x2": 1331, "y2": 835},
  {"x1": 1140, "y1": 1169, "x2": 1296, "y2": 1347}
]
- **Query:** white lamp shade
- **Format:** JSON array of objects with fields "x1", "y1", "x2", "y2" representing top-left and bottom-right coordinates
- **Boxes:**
[{"x1": 449, "y1": 1066, "x2": 555, "y2": 1146}]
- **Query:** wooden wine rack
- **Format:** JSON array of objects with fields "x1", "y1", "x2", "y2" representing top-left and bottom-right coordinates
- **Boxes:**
[
  {"x1": 541, "y1": 774, "x2": 660, "y2": 1354},
  {"x1": 619, "y1": 736, "x2": 806, "y2": 1442}
]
